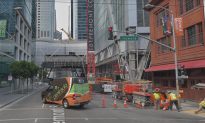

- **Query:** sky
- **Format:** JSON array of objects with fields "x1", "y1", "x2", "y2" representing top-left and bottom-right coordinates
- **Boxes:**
[{"x1": 55, "y1": 1, "x2": 70, "y2": 39}]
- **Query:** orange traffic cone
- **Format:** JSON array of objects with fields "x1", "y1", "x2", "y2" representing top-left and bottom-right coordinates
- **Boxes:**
[
  {"x1": 102, "y1": 95, "x2": 106, "y2": 108},
  {"x1": 113, "y1": 99, "x2": 117, "y2": 108},
  {"x1": 124, "y1": 99, "x2": 128, "y2": 108}
]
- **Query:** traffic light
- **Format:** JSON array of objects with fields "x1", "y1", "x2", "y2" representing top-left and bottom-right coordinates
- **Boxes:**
[
  {"x1": 108, "y1": 26, "x2": 113, "y2": 40},
  {"x1": 178, "y1": 65, "x2": 186, "y2": 76}
]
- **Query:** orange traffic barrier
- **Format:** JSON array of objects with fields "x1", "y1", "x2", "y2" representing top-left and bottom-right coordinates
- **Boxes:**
[
  {"x1": 113, "y1": 99, "x2": 117, "y2": 108},
  {"x1": 102, "y1": 95, "x2": 106, "y2": 108},
  {"x1": 124, "y1": 98, "x2": 128, "y2": 108}
]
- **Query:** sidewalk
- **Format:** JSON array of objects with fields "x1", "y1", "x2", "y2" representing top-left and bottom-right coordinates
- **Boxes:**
[
  {"x1": 180, "y1": 100, "x2": 205, "y2": 118},
  {"x1": 0, "y1": 85, "x2": 45, "y2": 109}
]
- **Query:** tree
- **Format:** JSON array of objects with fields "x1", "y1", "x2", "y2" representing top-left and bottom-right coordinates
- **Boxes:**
[
  {"x1": 28, "y1": 62, "x2": 39, "y2": 89},
  {"x1": 10, "y1": 61, "x2": 39, "y2": 92},
  {"x1": 10, "y1": 61, "x2": 21, "y2": 89}
]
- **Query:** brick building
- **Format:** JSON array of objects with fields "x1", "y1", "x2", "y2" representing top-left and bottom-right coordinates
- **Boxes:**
[{"x1": 145, "y1": 0, "x2": 205, "y2": 101}]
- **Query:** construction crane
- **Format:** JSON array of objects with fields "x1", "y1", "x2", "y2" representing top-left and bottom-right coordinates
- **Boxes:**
[{"x1": 61, "y1": 28, "x2": 74, "y2": 41}]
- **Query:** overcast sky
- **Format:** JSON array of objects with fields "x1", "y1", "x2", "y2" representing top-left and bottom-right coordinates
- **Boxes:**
[{"x1": 55, "y1": 1, "x2": 70, "y2": 39}]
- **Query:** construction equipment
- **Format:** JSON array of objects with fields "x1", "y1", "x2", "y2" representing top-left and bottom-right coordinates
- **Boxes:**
[{"x1": 61, "y1": 28, "x2": 74, "y2": 41}]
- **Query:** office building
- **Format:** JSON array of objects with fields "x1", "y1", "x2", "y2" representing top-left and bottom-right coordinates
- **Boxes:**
[
  {"x1": 36, "y1": 0, "x2": 55, "y2": 40},
  {"x1": 0, "y1": 0, "x2": 32, "y2": 83},
  {"x1": 71, "y1": 0, "x2": 87, "y2": 40}
]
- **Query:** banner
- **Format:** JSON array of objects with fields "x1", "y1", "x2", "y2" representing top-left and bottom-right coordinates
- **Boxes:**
[
  {"x1": 174, "y1": 18, "x2": 183, "y2": 36},
  {"x1": 0, "y1": 20, "x2": 7, "y2": 38},
  {"x1": 86, "y1": 0, "x2": 94, "y2": 51},
  {"x1": 162, "y1": 15, "x2": 172, "y2": 36}
]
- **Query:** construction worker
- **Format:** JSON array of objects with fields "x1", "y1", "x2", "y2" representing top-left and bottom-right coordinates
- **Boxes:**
[
  {"x1": 195, "y1": 98, "x2": 205, "y2": 114},
  {"x1": 160, "y1": 91, "x2": 169, "y2": 110},
  {"x1": 152, "y1": 88, "x2": 161, "y2": 110},
  {"x1": 168, "y1": 91, "x2": 180, "y2": 112}
]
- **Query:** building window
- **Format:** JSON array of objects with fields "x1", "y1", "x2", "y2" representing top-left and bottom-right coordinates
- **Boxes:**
[
  {"x1": 41, "y1": 31, "x2": 43, "y2": 37},
  {"x1": 157, "y1": 36, "x2": 171, "y2": 53},
  {"x1": 185, "y1": 0, "x2": 194, "y2": 11},
  {"x1": 179, "y1": 0, "x2": 184, "y2": 15},
  {"x1": 44, "y1": 31, "x2": 46, "y2": 37},
  {"x1": 47, "y1": 31, "x2": 49, "y2": 37},
  {"x1": 197, "y1": 23, "x2": 203, "y2": 44},
  {"x1": 179, "y1": 0, "x2": 201, "y2": 14},
  {"x1": 182, "y1": 22, "x2": 203, "y2": 47},
  {"x1": 187, "y1": 25, "x2": 196, "y2": 46},
  {"x1": 137, "y1": 0, "x2": 149, "y2": 27}
]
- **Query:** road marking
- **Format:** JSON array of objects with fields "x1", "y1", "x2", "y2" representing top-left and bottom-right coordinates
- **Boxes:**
[
  {"x1": 52, "y1": 108, "x2": 65, "y2": 123},
  {"x1": 35, "y1": 118, "x2": 38, "y2": 123},
  {"x1": 1, "y1": 107, "x2": 51, "y2": 111},
  {"x1": 42, "y1": 104, "x2": 45, "y2": 108},
  {"x1": 0, "y1": 117, "x2": 203, "y2": 122}
]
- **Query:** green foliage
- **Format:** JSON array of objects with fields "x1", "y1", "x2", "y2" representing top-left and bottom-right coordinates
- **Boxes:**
[{"x1": 10, "y1": 61, "x2": 39, "y2": 79}]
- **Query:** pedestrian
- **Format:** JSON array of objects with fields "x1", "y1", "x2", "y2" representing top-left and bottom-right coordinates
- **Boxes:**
[
  {"x1": 167, "y1": 91, "x2": 180, "y2": 112},
  {"x1": 152, "y1": 88, "x2": 161, "y2": 110},
  {"x1": 160, "y1": 91, "x2": 169, "y2": 110},
  {"x1": 195, "y1": 98, "x2": 205, "y2": 114}
]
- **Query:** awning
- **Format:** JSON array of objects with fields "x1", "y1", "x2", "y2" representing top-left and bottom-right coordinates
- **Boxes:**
[{"x1": 145, "y1": 59, "x2": 205, "y2": 72}]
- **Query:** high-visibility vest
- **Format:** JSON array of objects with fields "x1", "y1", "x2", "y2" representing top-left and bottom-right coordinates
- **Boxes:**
[
  {"x1": 199, "y1": 101, "x2": 205, "y2": 107},
  {"x1": 153, "y1": 93, "x2": 160, "y2": 100},
  {"x1": 169, "y1": 93, "x2": 177, "y2": 101}
]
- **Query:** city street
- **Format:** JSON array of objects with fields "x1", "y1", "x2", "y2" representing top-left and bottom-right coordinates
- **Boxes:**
[{"x1": 0, "y1": 89, "x2": 204, "y2": 123}]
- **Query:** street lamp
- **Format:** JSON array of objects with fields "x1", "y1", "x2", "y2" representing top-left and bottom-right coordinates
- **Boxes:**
[{"x1": 144, "y1": 4, "x2": 180, "y2": 104}]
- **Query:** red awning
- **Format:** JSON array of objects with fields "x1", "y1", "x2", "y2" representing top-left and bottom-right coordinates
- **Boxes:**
[{"x1": 145, "y1": 59, "x2": 205, "y2": 72}]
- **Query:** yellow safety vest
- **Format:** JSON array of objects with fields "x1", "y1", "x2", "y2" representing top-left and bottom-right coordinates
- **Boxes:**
[
  {"x1": 153, "y1": 93, "x2": 160, "y2": 100},
  {"x1": 170, "y1": 93, "x2": 177, "y2": 100},
  {"x1": 199, "y1": 101, "x2": 205, "y2": 107}
]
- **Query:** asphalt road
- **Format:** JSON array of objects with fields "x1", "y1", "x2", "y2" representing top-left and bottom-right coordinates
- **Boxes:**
[{"x1": 0, "y1": 89, "x2": 204, "y2": 123}]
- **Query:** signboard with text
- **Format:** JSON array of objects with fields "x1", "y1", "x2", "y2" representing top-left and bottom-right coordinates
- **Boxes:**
[
  {"x1": 174, "y1": 18, "x2": 183, "y2": 36},
  {"x1": 87, "y1": 0, "x2": 94, "y2": 51},
  {"x1": 120, "y1": 35, "x2": 138, "y2": 41},
  {"x1": 87, "y1": 0, "x2": 95, "y2": 80}
]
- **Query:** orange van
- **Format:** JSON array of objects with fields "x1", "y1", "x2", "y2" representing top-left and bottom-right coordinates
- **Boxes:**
[{"x1": 41, "y1": 77, "x2": 92, "y2": 108}]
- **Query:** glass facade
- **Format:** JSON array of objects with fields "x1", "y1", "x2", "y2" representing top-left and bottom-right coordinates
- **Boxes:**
[
  {"x1": 94, "y1": 0, "x2": 125, "y2": 51},
  {"x1": 137, "y1": 0, "x2": 149, "y2": 27},
  {"x1": 77, "y1": 0, "x2": 86, "y2": 40},
  {"x1": 0, "y1": 0, "x2": 32, "y2": 84}
]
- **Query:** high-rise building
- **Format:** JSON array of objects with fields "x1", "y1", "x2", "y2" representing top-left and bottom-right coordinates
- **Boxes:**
[
  {"x1": 36, "y1": 0, "x2": 55, "y2": 40},
  {"x1": 0, "y1": 0, "x2": 32, "y2": 82},
  {"x1": 32, "y1": 0, "x2": 36, "y2": 39},
  {"x1": 71, "y1": 0, "x2": 87, "y2": 40},
  {"x1": 94, "y1": 0, "x2": 150, "y2": 81}
]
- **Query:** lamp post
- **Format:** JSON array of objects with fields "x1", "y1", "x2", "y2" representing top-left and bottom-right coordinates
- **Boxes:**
[{"x1": 144, "y1": 4, "x2": 180, "y2": 104}]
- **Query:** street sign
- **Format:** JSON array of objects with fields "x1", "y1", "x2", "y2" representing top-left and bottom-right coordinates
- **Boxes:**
[
  {"x1": 178, "y1": 75, "x2": 188, "y2": 79},
  {"x1": 8, "y1": 75, "x2": 12, "y2": 81},
  {"x1": 120, "y1": 35, "x2": 138, "y2": 41}
]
